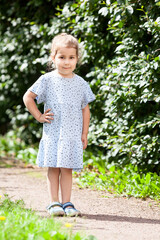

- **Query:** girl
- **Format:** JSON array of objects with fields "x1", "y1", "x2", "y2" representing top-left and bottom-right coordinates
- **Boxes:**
[{"x1": 23, "y1": 33, "x2": 95, "y2": 216}]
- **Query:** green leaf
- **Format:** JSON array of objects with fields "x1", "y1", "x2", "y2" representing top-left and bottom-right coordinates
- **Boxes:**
[
  {"x1": 109, "y1": 166, "x2": 116, "y2": 172},
  {"x1": 154, "y1": 56, "x2": 159, "y2": 61},
  {"x1": 145, "y1": 173, "x2": 151, "y2": 184}
]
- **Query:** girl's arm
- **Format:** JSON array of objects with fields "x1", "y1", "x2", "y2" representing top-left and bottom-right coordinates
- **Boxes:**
[
  {"x1": 82, "y1": 104, "x2": 90, "y2": 149},
  {"x1": 23, "y1": 90, "x2": 54, "y2": 123}
]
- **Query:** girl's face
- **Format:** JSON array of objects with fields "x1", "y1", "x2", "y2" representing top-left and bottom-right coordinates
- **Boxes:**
[{"x1": 52, "y1": 47, "x2": 78, "y2": 78}]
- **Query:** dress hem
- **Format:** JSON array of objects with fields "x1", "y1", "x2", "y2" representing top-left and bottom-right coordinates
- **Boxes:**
[{"x1": 37, "y1": 165, "x2": 83, "y2": 172}]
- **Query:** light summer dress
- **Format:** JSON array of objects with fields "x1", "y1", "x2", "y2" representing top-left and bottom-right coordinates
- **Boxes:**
[{"x1": 29, "y1": 70, "x2": 95, "y2": 171}]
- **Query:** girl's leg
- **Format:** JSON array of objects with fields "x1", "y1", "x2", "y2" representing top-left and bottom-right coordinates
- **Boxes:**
[
  {"x1": 60, "y1": 168, "x2": 72, "y2": 204},
  {"x1": 47, "y1": 167, "x2": 60, "y2": 203}
]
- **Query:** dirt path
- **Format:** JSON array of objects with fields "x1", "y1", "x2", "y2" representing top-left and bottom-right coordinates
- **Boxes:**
[{"x1": 0, "y1": 159, "x2": 160, "y2": 240}]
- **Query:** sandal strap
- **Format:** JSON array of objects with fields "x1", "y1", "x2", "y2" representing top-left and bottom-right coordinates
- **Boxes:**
[
  {"x1": 63, "y1": 202, "x2": 75, "y2": 210},
  {"x1": 46, "y1": 202, "x2": 62, "y2": 210}
]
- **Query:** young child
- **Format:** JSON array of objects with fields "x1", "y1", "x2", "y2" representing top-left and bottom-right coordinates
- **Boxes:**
[{"x1": 23, "y1": 33, "x2": 95, "y2": 216}]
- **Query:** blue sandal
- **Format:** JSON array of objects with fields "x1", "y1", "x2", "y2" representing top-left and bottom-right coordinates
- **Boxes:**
[
  {"x1": 46, "y1": 202, "x2": 65, "y2": 216},
  {"x1": 63, "y1": 202, "x2": 81, "y2": 217}
]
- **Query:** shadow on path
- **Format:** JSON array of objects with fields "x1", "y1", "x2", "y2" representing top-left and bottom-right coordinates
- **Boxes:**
[{"x1": 82, "y1": 213, "x2": 160, "y2": 224}]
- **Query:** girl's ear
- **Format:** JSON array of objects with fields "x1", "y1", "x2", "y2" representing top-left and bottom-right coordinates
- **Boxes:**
[{"x1": 51, "y1": 55, "x2": 55, "y2": 64}]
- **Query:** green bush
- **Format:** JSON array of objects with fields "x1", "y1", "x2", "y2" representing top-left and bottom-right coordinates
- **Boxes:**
[
  {"x1": 0, "y1": 129, "x2": 38, "y2": 165},
  {"x1": 0, "y1": 0, "x2": 68, "y2": 133},
  {"x1": 1, "y1": 0, "x2": 160, "y2": 172},
  {"x1": 51, "y1": 0, "x2": 160, "y2": 172}
]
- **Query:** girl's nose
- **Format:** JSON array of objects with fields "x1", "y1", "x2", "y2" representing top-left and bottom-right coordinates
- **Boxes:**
[{"x1": 64, "y1": 59, "x2": 69, "y2": 64}]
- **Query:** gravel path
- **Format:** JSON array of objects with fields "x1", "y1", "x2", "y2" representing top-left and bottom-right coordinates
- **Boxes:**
[{"x1": 0, "y1": 160, "x2": 160, "y2": 240}]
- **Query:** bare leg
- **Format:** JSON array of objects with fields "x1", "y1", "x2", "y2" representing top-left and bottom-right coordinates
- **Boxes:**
[
  {"x1": 60, "y1": 168, "x2": 72, "y2": 204},
  {"x1": 47, "y1": 167, "x2": 60, "y2": 203}
]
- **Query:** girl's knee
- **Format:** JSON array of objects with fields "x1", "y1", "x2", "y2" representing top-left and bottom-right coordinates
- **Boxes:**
[
  {"x1": 47, "y1": 167, "x2": 60, "y2": 176},
  {"x1": 60, "y1": 168, "x2": 72, "y2": 175}
]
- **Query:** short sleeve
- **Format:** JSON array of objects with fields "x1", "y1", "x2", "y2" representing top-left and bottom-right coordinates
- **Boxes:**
[
  {"x1": 81, "y1": 81, "x2": 96, "y2": 109},
  {"x1": 28, "y1": 75, "x2": 46, "y2": 104}
]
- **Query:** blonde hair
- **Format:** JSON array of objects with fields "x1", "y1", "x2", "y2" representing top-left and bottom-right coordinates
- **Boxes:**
[{"x1": 51, "y1": 33, "x2": 81, "y2": 59}]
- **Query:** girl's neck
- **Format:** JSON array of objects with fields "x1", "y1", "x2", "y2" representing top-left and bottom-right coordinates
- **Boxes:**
[{"x1": 55, "y1": 69, "x2": 74, "y2": 79}]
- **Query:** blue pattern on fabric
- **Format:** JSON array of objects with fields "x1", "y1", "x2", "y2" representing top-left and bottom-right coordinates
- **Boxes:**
[{"x1": 29, "y1": 71, "x2": 95, "y2": 171}]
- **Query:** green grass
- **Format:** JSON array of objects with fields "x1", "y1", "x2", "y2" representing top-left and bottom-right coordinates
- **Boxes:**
[
  {"x1": 0, "y1": 130, "x2": 37, "y2": 165},
  {"x1": 75, "y1": 161, "x2": 160, "y2": 201},
  {"x1": 0, "y1": 195, "x2": 97, "y2": 240}
]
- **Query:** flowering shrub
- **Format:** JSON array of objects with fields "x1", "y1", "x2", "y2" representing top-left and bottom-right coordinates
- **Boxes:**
[{"x1": 1, "y1": 0, "x2": 160, "y2": 172}]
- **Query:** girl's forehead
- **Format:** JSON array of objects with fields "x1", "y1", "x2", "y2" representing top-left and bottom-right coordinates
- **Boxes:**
[{"x1": 56, "y1": 47, "x2": 77, "y2": 55}]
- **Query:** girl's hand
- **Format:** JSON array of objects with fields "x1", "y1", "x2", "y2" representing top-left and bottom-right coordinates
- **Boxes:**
[
  {"x1": 38, "y1": 109, "x2": 54, "y2": 123},
  {"x1": 81, "y1": 133, "x2": 88, "y2": 150}
]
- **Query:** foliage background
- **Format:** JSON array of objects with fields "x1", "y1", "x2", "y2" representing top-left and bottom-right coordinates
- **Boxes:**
[{"x1": 0, "y1": 0, "x2": 160, "y2": 173}]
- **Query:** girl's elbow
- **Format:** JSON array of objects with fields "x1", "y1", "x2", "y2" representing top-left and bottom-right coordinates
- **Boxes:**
[
  {"x1": 23, "y1": 91, "x2": 31, "y2": 106},
  {"x1": 23, "y1": 92, "x2": 27, "y2": 105},
  {"x1": 23, "y1": 91, "x2": 36, "y2": 106}
]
